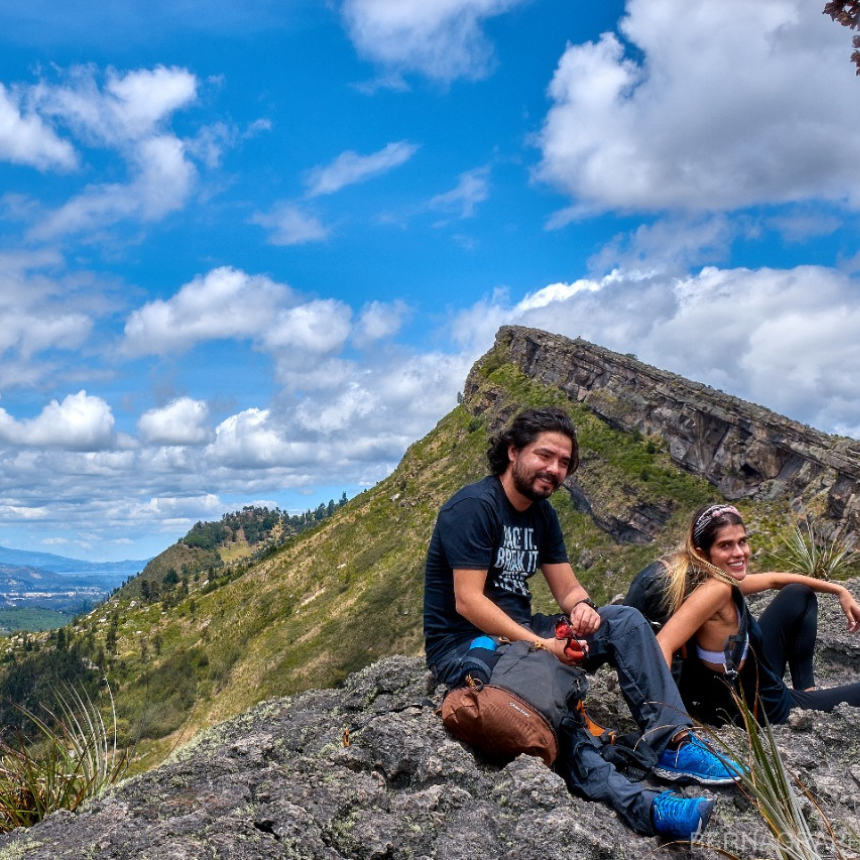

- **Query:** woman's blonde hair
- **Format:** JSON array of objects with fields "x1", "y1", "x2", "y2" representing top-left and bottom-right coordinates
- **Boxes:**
[{"x1": 661, "y1": 503, "x2": 745, "y2": 616}]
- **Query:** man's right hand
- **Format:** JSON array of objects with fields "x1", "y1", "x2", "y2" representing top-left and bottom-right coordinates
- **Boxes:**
[
  {"x1": 553, "y1": 616, "x2": 589, "y2": 663},
  {"x1": 543, "y1": 636, "x2": 587, "y2": 665}
]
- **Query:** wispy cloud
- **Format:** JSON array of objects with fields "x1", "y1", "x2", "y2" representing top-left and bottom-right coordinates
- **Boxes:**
[
  {"x1": 0, "y1": 250, "x2": 96, "y2": 390},
  {"x1": 0, "y1": 82, "x2": 78, "y2": 170},
  {"x1": 5, "y1": 65, "x2": 233, "y2": 240},
  {"x1": 30, "y1": 65, "x2": 199, "y2": 145},
  {"x1": 30, "y1": 135, "x2": 197, "y2": 240},
  {"x1": 250, "y1": 203, "x2": 329, "y2": 245},
  {"x1": 304, "y1": 141, "x2": 418, "y2": 197},
  {"x1": 341, "y1": 0, "x2": 527, "y2": 83},
  {"x1": 429, "y1": 166, "x2": 489, "y2": 219}
]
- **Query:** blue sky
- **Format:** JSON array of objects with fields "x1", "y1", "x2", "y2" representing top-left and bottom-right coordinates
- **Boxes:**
[{"x1": 1, "y1": 0, "x2": 859, "y2": 562}]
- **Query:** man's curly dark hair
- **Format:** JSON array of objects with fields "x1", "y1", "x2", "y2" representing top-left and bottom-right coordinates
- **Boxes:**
[{"x1": 486, "y1": 407, "x2": 579, "y2": 477}]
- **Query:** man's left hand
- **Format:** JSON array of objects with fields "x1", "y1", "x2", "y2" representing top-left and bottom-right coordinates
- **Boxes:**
[{"x1": 569, "y1": 601, "x2": 601, "y2": 636}]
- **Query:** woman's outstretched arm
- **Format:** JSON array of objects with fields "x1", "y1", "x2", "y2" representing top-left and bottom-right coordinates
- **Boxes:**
[{"x1": 740, "y1": 572, "x2": 860, "y2": 633}]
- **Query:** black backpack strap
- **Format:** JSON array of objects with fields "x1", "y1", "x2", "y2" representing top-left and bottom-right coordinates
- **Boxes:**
[
  {"x1": 600, "y1": 732, "x2": 659, "y2": 782},
  {"x1": 558, "y1": 703, "x2": 658, "y2": 781},
  {"x1": 722, "y1": 590, "x2": 751, "y2": 681}
]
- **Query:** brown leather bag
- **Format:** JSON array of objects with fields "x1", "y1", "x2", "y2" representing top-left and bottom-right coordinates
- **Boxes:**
[{"x1": 440, "y1": 678, "x2": 559, "y2": 765}]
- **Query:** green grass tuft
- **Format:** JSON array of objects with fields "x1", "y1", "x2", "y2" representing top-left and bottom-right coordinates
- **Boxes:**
[
  {"x1": 779, "y1": 519, "x2": 855, "y2": 581},
  {"x1": 0, "y1": 682, "x2": 127, "y2": 832}
]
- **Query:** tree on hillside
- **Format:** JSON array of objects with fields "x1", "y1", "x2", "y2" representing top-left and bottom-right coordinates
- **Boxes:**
[
  {"x1": 825, "y1": 1, "x2": 860, "y2": 73},
  {"x1": 0, "y1": 646, "x2": 99, "y2": 740}
]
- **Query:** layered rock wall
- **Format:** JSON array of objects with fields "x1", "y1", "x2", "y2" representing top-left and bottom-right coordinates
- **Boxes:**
[{"x1": 465, "y1": 326, "x2": 860, "y2": 546}]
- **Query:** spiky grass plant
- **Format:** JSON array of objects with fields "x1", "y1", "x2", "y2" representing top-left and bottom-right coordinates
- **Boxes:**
[
  {"x1": 779, "y1": 519, "x2": 853, "y2": 581},
  {"x1": 0, "y1": 682, "x2": 128, "y2": 831},
  {"x1": 699, "y1": 691, "x2": 858, "y2": 860}
]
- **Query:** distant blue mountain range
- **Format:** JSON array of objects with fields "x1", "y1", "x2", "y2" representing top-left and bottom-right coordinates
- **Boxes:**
[{"x1": 0, "y1": 545, "x2": 149, "y2": 590}]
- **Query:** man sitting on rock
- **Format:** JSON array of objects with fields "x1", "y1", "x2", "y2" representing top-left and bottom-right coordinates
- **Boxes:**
[{"x1": 424, "y1": 406, "x2": 741, "y2": 840}]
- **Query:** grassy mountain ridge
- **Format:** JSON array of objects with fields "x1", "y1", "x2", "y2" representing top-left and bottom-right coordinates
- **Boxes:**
[
  {"x1": 108, "y1": 405, "x2": 486, "y2": 768},
  {"x1": 1, "y1": 338, "x2": 856, "y2": 774}
]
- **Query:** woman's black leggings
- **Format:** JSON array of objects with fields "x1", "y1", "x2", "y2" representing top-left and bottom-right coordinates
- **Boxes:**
[
  {"x1": 757, "y1": 583, "x2": 818, "y2": 690},
  {"x1": 757, "y1": 583, "x2": 860, "y2": 714}
]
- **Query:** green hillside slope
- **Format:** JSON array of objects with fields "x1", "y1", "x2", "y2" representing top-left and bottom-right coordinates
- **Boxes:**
[{"x1": 1, "y1": 344, "x2": 855, "y2": 774}]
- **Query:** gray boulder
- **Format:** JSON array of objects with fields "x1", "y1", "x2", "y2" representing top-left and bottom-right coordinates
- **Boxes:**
[{"x1": 3, "y1": 593, "x2": 860, "y2": 859}]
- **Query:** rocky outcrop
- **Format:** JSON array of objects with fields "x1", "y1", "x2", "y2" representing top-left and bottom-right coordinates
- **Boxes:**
[
  {"x1": 3, "y1": 590, "x2": 860, "y2": 860},
  {"x1": 465, "y1": 326, "x2": 860, "y2": 547}
]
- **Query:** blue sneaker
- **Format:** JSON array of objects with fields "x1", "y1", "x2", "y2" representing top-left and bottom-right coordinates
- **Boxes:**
[
  {"x1": 651, "y1": 790, "x2": 714, "y2": 841},
  {"x1": 654, "y1": 734, "x2": 743, "y2": 786}
]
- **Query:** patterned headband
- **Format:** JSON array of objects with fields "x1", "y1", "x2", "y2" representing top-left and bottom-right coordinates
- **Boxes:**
[{"x1": 693, "y1": 504, "x2": 741, "y2": 542}]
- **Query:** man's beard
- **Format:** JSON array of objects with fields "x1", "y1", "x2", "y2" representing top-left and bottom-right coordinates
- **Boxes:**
[{"x1": 511, "y1": 460, "x2": 560, "y2": 502}]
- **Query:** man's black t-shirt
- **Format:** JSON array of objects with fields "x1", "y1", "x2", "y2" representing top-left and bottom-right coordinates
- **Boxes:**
[{"x1": 423, "y1": 475, "x2": 569, "y2": 667}]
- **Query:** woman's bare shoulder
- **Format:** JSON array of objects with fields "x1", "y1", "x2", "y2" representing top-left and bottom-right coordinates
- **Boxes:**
[{"x1": 688, "y1": 577, "x2": 735, "y2": 614}]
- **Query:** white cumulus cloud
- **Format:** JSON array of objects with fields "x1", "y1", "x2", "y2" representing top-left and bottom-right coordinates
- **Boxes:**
[
  {"x1": 353, "y1": 299, "x2": 410, "y2": 346},
  {"x1": 138, "y1": 398, "x2": 210, "y2": 445},
  {"x1": 123, "y1": 266, "x2": 295, "y2": 355},
  {"x1": 207, "y1": 408, "x2": 311, "y2": 469},
  {"x1": 123, "y1": 266, "x2": 355, "y2": 388},
  {"x1": 535, "y1": 0, "x2": 860, "y2": 214},
  {"x1": 0, "y1": 390, "x2": 115, "y2": 451},
  {"x1": 450, "y1": 264, "x2": 860, "y2": 437},
  {"x1": 262, "y1": 299, "x2": 353, "y2": 355}
]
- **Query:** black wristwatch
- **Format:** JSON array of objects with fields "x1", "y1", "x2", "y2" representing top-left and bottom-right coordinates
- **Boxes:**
[{"x1": 573, "y1": 597, "x2": 597, "y2": 611}]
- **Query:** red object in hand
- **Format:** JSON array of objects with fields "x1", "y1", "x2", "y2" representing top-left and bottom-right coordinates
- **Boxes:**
[
  {"x1": 555, "y1": 617, "x2": 573, "y2": 639},
  {"x1": 563, "y1": 638, "x2": 588, "y2": 662},
  {"x1": 554, "y1": 616, "x2": 588, "y2": 663}
]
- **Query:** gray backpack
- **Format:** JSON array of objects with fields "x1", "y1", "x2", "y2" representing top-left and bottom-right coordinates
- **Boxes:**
[{"x1": 440, "y1": 639, "x2": 587, "y2": 765}]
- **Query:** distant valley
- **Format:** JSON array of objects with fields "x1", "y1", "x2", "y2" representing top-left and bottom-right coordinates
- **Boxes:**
[{"x1": 0, "y1": 546, "x2": 149, "y2": 630}]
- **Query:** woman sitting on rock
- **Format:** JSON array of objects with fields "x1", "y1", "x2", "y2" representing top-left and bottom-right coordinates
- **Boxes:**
[{"x1": 630, "y1": 503, "x2": 860, "y2": 725}]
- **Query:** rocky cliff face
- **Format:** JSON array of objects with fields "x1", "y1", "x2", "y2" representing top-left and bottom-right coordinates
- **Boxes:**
[
  {"x1": 4, "y1": 325, "x2": 860, "y2": 859},
  {"x1": 465, "y1": 326, "x2": 860, "y2": 548},
  {"x1": 3, "y1": 591, "x2": 860, "y2": 859}
]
